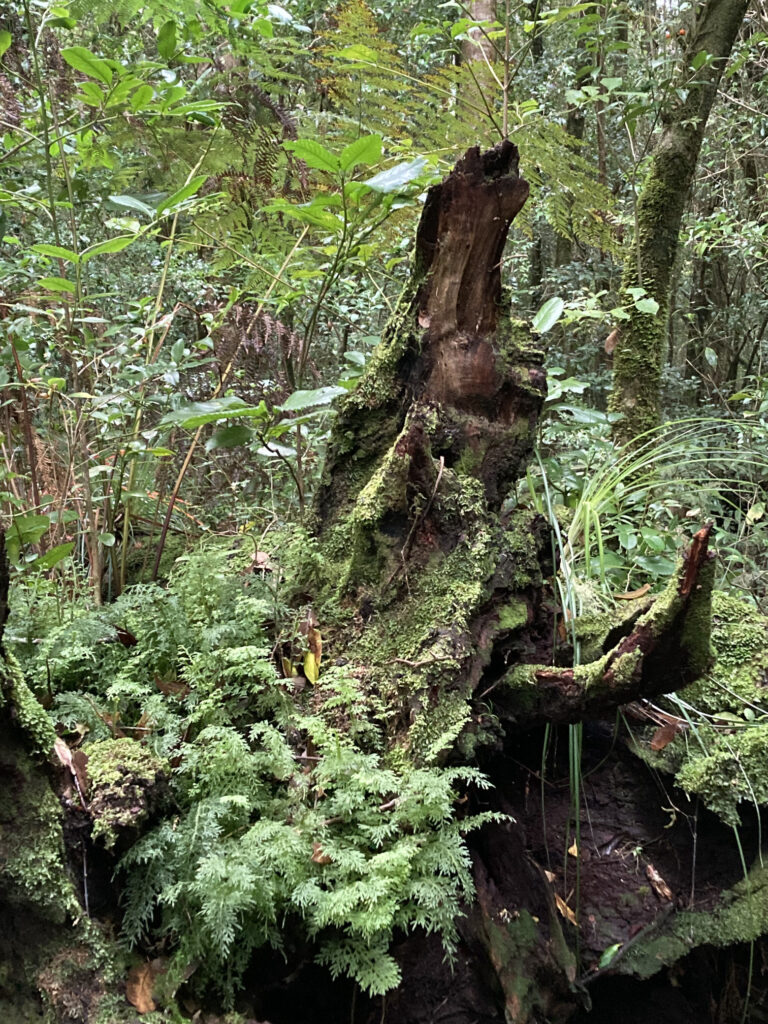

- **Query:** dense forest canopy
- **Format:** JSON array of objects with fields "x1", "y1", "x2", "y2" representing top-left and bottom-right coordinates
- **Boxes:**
[{"x1": 1, "y1": 0, "x2": 768, "y2": 1022}]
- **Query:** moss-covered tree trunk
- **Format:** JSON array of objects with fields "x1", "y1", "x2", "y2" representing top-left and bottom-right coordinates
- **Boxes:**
[
  {"x1": 609, "y1": 0, "x2": 751, "y2": 444},
  {"x1": 308, "y1": 143, "x2": 730, "y2": 1023}
]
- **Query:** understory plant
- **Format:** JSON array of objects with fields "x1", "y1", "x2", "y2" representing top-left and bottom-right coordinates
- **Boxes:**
[{"x1": 5, "y1": 542, "x2": 498, "y2": 1004}]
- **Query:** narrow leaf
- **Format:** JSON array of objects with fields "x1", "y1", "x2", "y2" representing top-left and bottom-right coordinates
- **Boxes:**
[
  {"x1": 32, "y1": 243, "x2": 80, "y2": 264},
  {"x1": 157, "y1": 174, "x2": 208, "y2": 214},
  {"x1": 82, "y1": 235, "x2": 137, "y2": 260}
]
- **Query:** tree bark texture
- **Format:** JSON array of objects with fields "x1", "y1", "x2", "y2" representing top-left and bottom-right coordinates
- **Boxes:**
[{"x1": 610, "y1": 0, "x2": 752, "y2": 443}]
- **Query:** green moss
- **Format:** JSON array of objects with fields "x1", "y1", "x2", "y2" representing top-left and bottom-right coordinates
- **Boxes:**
[
  {"x1": 0, "y1": 728, "x2": 78, "y2": 923},
  {"x1": 621, "y1": 863, "x2": 768, "y2": 979},
  {"x1": 674, "y1": 724, "x2": 768, "y2": 827},
  {"x1": 672, "y1": 592, "x2": 768, "y2": 715},
  {"x1": 86, "y1": 738, "x2": 166, "y2": 848},
  {"x1": 497, "y1": 597, "x2": 529, "y2": 634},
  {"x1": 0, "y1": 650, "x2": 56, "y2": 758}
]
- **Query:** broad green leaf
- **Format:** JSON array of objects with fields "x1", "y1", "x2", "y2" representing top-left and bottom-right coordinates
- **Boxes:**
[
  {"x1": 157, "y1": 20, "x2": 177, "y2": 60},
  {"x1": 38, "y1": 276, "x2": 76, "y2": 293},
  {"x1": 157, "y1": 174, "x2": 208, "y2": 214},
  {"x1": 704, "y1": 346, "x2": 718, "y2": 368},
  {"x1": 99, "y1": 531, "x2": 116, "y2": 547},
  {"x1": 601, "y1": 77, "x2": 622, "y2": 91},
  {"x1": 634, "y1": 297, "x2": 659, "y2": 315},
  {"x1": 285, "y1": 139, "x2": 339, "y2": 174},
  {"x1": 280, "y1": 386, "x2": 346, "y2": 412},
  {"x1": 640, "y1": 527, "x2": 666, "y2": 552},
  {"x1": 31, "y1": 542, "x2": 75, "y2": 571},
  {"x1": 130, "y1": 84, "x2": 154, "y2": 111},
  {"x1": 82, "y1": 235, "x2": 137, "y2": 260},
  {"x1": 61, "y1": 46, "x2": 113, "y2": 84},
  {"x1": 7, "y1": 513, "x2": 50, "y2": 562},
  {"x1": 161, "y1": 396, "x2": 269, "y2": 428},
  {"x1": 598, "y1": 944, "x2": 621, "y2": 969},
  {"x1": 746, "y1": 501, "x2": 765, "y2": 525},
  {"x1": 532, "y1": 296, "x2": 565, "y2": 334},
  {"x1": 107, "y1": 194, "x2": 156, "y2": 217},
  {"x1": 339, "y1": 134, "x2": 382, "y2": 173},
  {"x1": 0, "y1": 30, "x2": 12, "y2": 58},
  {"x1": 365, "y1": 158, "x2": 427, "y2": 193},
  {"x1": 205, "y1": 424, "x2": 254, "y2": 451},
  {"x1": 32, "y1": 243, "x2": 80, "y2": 263},
  {"x1": 77, "y1": 81, "x2": 105, "y2": 106}
]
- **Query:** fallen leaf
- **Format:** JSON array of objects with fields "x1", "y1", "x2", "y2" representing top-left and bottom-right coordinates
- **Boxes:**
[
  {"x1": 646, "y1": 862, "x2": 674, "y2": 902},
  {"x1": 554, "y1": 893, "x2": 578, "y2": 925},
  {"x1": 650, "y1": 721, "x2": 685, "y2": 751},
  {"x1": 126, "y1": 962, "x2": 157, "y2": 1014},
  {"x1": 615, "y1": 583, "x2": 652, "y2": 600},
  {"x1": 311, "y1": 841, "x2": 332, "y2": 865},
  {"x1": 568, "y1": 841, "x2": 579, "y2": 857}
]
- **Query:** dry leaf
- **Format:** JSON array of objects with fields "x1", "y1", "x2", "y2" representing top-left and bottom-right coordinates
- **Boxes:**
[
  {"x1": 307, "y1": 626, "x2": 322, "y2": 667},
  {"x1": 126, "y1": 962, "x2": 157, "y2": 1014},
  {"x1": 615, "y1": 583, "x2": 651, "y2": 601},
  {"x1": 554, "y1": 893, "x2": 578, "y2": 926},
  {"x1": 645, "y1": 862, "x2": 674, "y2": 902},
  {"x1": 311, "y1": 841, "x2": 332, "y2": 865},
  {"x1": 604, "y1": 328, "x2": 620, "y2": 355},
  {"x1": 650, "y1": 721, "x2": 685, "y2": 751},
  {"x1": 155, "y1": 675, "x2": 189, "y2": 698},
  {"x1": 568, "y1": 841, "x2": 579, "y2": 858}
]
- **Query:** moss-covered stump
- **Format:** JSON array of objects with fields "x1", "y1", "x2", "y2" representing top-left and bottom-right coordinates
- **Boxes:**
[{"x1": 86, "y1": 738, "x2": 168, "y2": 851}]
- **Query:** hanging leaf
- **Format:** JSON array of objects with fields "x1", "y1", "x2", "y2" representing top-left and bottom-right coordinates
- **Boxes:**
[
  {"x1": 0, "y1": 30, "x2": 12, "y2": 58},
  {"x1": 157, "y1": 20, "x2": 177, "y2": 60},
  {"x1": 634, "y1": 297, "x2": 659, "y2": 315},
  {"x1": 205, "y1": 424, "x2": 254, "y2": 451},
  {"x1": 532, "y1": 296, "x2": 565, "y2": 334},
  {"x1": 125, "y1": 962, "x2": 157, "y2": 1014},
  {"x1": 303, "y1": 651, "x2": 319, "y2": 684}
]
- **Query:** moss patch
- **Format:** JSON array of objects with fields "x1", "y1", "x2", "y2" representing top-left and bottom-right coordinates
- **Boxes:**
[{"x1": 86, "y1": 738, "x2": 167, "y2": 849}]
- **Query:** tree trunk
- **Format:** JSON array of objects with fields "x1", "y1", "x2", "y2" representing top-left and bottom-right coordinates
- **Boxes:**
[
  {"x1": 609, "y1": 0, "x2": 751, "y2": 443},
  {"x1": 310, "y1": 143, "x2": 727, "y2": 1022}
]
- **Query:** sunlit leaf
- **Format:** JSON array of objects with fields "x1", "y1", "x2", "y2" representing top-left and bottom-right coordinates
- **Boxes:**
[{"x1": 532, "y1": 296, "x2": 565, "y2": 334}]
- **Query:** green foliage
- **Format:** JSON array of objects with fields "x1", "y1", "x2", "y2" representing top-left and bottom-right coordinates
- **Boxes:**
[{"x1": 6, "y1": 544, "x2": 496, "y2": 1001}]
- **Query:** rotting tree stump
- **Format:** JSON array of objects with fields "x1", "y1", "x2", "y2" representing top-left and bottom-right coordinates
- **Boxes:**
[{"x1": 304, "y1": 142, "x2": 731, "y2": 1023}]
